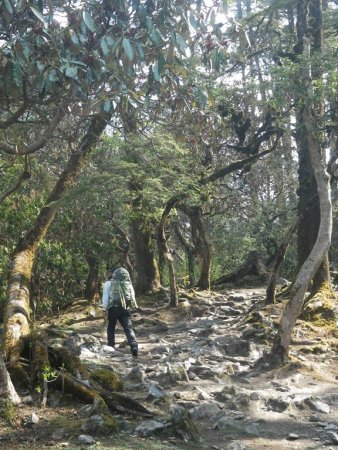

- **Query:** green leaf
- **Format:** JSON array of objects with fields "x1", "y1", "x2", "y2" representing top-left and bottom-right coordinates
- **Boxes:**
[
  {"x1": 83, "y1": 11, "x2": 96, "y2": 33},
  {"x1": 176, "y1": 33, "x2": 188, "y2": 54},
  {"x1": 189, "y1": 13, "x2": 197, "y2": 30},
  {"x1": 103, "y1": 100, "x2": 111, "y2": 112},
  {"x1": 152, "y1": 62, "x2": 160, "y2": 81},
  {"x1": 210, "y1": 10, "x2": 216, "y2": 25},
  {"x1": 136, "y1": 43, "x2": 144, "y2": 61},
  {"x1": 122, "y1": 38, "x2": 134, "y2": 61},
  {"x1": 158, "y1": 53, "x2": 166, "y2": 75},
  {"x1": 100, "y1": 37, "x2": 110, "y2": 56},
  {"x1": 48, "y1": 69, "x2": 58, "y2": 82},
  {"x1": 71, "y1": 33, "x2": 79, "y2": 45},
  {"x1": 221, "y1": 0, "x2": 228, "y2": 12},
  {"x1": 144, "y1": 95, "x2": 150, "y2": 110},
  {"x1": 30, "y1": 7, "x2": 49, "y2": 28},
  {"x1": 150, "y1": 29, "x2": 163, "y2": 46},
  {"x1": 65, "y1": 66, "x2": 78, "y2": 79},
  {"x1": 4, "y1": 0, "x2": 13, "y2": 14},
  {"x1": 146, "y1": 16, "x2": 153, "y2": 31},
  {"x1": 111, "y1": 37, "x2": 122, "y2": 55},
  {"x1": 12, "y1": 62, "x2": 22, "y2": 87},
  {"x1": 37, "y1": 61, "x2": 45, "y2": 72}
]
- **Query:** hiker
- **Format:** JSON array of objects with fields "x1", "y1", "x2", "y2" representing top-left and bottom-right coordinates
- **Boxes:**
[{"x1": 102, "y1": 267, "x2": 139, "y2": 357}]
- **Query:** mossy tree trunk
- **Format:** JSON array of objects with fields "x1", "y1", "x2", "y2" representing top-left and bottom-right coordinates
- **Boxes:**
[
  {"x1": 173, "y1": 222, "x2": 196, "y2": 288},
  {"x1": 179, "y1": 205, "x2": 211, "y2": 290},
  {"x1": 270, "y1": 110, "x2": 332, "y2": 363},
  {"x1": 84, "y1": 254, "x2": 100, "y2": 303},
  {"x1": 3, "y1": 113, "x2": 110, "y2": 362},
  {"x1": 296, "y1": 0, "x2": 330, "y2": 294},
  {"x1": 265, "y1": 218, "x2": 299, "y2": 305},
  {"x1": 269, "y1": 3, "x2": 333, "y2": 364},
  {"x1": 158, "y1": 195, "x2": 186, "y2": 307},
  {"x1": 131, "y1": 219, "x2": 161, "y2": 294},
  {"x1": 129, "y1": 188, "x2": 161, "y2": 294}
]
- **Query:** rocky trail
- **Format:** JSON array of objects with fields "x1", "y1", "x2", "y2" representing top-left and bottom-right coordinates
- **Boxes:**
[{"x1": 1, "y1": 287, "x2": 338, "y2": 450}]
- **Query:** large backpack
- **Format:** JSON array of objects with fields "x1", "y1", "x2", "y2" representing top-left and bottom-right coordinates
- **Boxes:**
[{"x1": 108, "y1": 268, "x2": 133, "y2": 309}]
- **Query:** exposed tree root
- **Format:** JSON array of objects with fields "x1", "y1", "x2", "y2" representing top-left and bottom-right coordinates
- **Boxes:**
[{"x1": 5, "y1": 328, "x2": 155, "y2": 418}]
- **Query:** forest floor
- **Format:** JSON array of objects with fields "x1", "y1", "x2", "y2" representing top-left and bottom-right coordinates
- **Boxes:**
[{"x1": 1, "y1": 285, "x2": 338, "y2": 450}]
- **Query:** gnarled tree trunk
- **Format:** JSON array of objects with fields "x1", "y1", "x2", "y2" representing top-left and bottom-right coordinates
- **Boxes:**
[
  {"x1": 178, "y1": 205, "x2": 211, "y2": 290},
  {"x1": 131, "y1": 219, "x2": 161, "y2": 294},
  {"x1": 270, "y1": 109, "x2": 332, "y2": 364},
  {"x1": 3, "y1": 113, "x2": 109, "y2": 362},
  {"x1": 158, "y1": 195, "x2": 186, "y2": 307},
  {"x1": 173, "y1": 222, "x2": 196, "y2": 288},
  {"x1": 84, "y1": 254, "x2": 100, "y2": 303}
]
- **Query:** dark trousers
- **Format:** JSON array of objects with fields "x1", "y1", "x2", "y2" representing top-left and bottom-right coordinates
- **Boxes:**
[{"x1": 107, "y1": 306, "x2": 138, "y2": 351}]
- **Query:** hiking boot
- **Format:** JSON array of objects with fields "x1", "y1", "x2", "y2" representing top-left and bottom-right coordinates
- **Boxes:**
[{"x1": 131, "y1": 348, "x2": 138, "y2": 358}]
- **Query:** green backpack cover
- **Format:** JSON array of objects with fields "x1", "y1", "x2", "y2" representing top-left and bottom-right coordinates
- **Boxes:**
[{"x1": 109, "y1": 268, "x2": 133, "y2": 309}]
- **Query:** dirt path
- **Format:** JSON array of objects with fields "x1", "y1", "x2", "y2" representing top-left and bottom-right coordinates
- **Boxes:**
[{"x1": 1, "y1": 287, "x2": 338, "y2": 450}]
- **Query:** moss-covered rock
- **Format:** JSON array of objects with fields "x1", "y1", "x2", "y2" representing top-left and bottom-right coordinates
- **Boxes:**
[
  {"x1": 301, "y1": 283, "x2": 337, "y2": 327},
  {"x1": 81, "y1": 413, "x2": 119, "y2": 435},
  {"x1": 90, "y1": 368, "x2": 124, "y2": 392}
]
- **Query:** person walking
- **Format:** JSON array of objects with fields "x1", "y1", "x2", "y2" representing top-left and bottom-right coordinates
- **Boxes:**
[{"x1": 102, "y1": 267, "x2": 139, "y2": 357}]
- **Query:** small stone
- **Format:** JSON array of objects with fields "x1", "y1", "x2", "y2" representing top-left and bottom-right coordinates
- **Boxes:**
[
  {"x1": 288, "y1": 433, "x2": 299, "y2": 440},
  {"x1": 135, "y1": 420, "x2": 168, "y2": 437},
  {"x1": 227, "y1": 441, "x2": 247, "y2": 450},
  {"x1": 22, "y1": 395, "x2": 34, "y2": 404},
  {"x1": 52, "y1": 428, "x2": 66, "y2": 440},
  {"x1": 147, "y1": 383, "x2": 167, "y2": 400},
  {"x1": 31, "y1": 412, "x2": 39, "y2": 424},
  {"x1": 101, "y1": 345, "x2": 116, "y2": 354},
  {"x1": 307, "y1": 399, "x2": 331, "y2": 414},
  {"x1": 149, "y1": 334, "x2": 160, "y2": 343},
  {"x1": 309, "y1": 415, "x2": 321, "y2": 422},
  {"x1": 327, "y1": 431, "x2": 338, "y2": 444},
  {"x1": 250, "y1": 392, "x2": 260, "y2": 401},
  {"x1": 78, "y1": 434, "x2": 96, "y2": 444}
]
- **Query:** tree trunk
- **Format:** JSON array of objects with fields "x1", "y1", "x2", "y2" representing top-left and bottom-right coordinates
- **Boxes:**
[
  {"x1": 84, "y1": 254, "x2": 99, "y2": 303},
  {"x1": 177, "y1": 205, "x2": 211, "y2": 290},
  {"x1": 0, "y1": 354, "x2": 21, "y2": 404},
  {"x1": 173, "y1": 222, "x2": 196, "y2": 287},
  {"x1": 270, "y1": 109, "x2": 332, "y2": 364},
  {"x1": 265, "y1": 218, "x2": 299, "y2": 305},
  {"x1": 3, "y1": 113, "x2": 109, "y2": 362},
  {"x1": 296, "y1": 0, "x2": 329, "y2": 293},
  {"x1": 131, "y1": 219, "x2": 161, "y2": 294},
  {"x1": 158, "y1": 196, "x2": 186, "y2": 307}
]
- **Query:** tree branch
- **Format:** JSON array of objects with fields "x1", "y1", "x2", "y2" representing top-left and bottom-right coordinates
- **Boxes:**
[
  {"x1": 0, "y1": 104, "x2": 66, "y2": 155},
  {"x1": 0, "y1": 157, "x2": 31, "y2": 204}
]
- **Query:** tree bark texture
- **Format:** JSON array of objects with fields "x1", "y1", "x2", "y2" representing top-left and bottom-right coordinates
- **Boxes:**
[
  {"x1": 0, "y1": 353, "x2": 21, "y2": 404},
  {"x1": 265, "y1": 218, "x2": 300, "y2": 305},
  {"x1": 131, "y1": 219, "x2": 161, "y2": 294},
  {"x1": 3, "y1": 113, "x2": 110, "y2": 362},
  {"x1": 158, "y1": 195, "x2": 186, "y2": 307},
  {"x1": 191, "y1": 207, "x2": 211, "y2": 290},
  {"x1": 179, "y1": 205, "x2": 211, "y2": 290},
  {"x1": 271, "y1": 108, "x2": 332, "y2": 364},
  {"x1": 173, "y1": 222, "x2": 196, "y2": 288},
  {"x1": 296, "y1": 0, "x2": 329, "y2": 292},
  {"x1": 84, "y1": 254, "x2": 100, "y2": 302}
]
